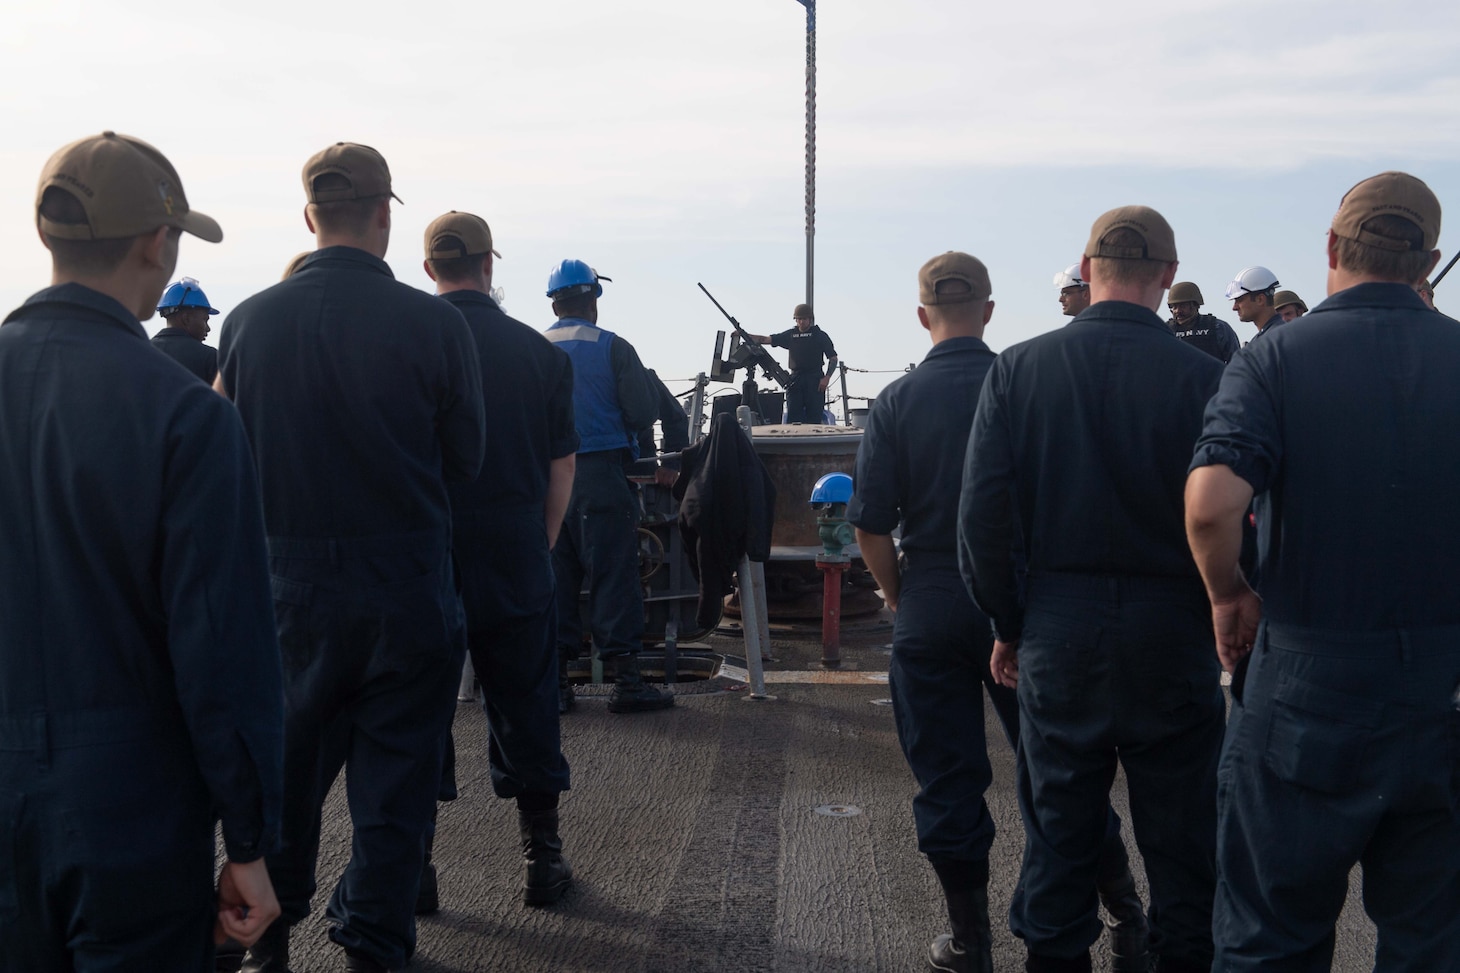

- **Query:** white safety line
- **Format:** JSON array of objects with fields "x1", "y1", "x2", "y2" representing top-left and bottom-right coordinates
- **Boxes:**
[
  {"x1": 719, "y1": 665, "x2": 1232, "y2": 687},
  {"x1": 718, "y1": 664, "x2": 889, "y2": 685}
]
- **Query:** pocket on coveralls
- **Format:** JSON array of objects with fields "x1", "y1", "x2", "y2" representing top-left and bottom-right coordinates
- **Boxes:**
[
  {"x1": 1263, "y1": 675, "x2": 1383, "y2": 795},
  {"x1": 1019, "y1": 596, "x2": 1103, "y2": 718},
  {"x1": 364, "y1": 570, "x2": 457, "y2": 665},
  {"x1": 59, "y1": 797, "x2": 213, "y2": 941},
  {"x1": 271, "y1": 576, "x2": 318, "y2": 672}
]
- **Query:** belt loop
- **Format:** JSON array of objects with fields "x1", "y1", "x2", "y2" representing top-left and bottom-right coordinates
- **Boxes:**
[{"x1": 33, "y1": 713, "x2": 50, "y2": 772}]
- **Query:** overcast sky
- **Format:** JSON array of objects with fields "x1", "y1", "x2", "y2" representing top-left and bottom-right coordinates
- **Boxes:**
[{"x1": 3, "y1": 0, "x2": 1458, "y2": 407}]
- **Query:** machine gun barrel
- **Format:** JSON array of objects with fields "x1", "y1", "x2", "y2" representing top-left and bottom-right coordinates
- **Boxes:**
[
  {"x1": 1432, "y1": 251, "x2": 1460, "y2": 289},
  {"x1": 697, "y1": 283, "x2": 793, "y2": 387}
]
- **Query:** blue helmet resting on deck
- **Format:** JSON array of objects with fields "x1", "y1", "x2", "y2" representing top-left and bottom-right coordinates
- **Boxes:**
[
  {"x1": 546, "y1": 259, "x2": 611, "y2": 299},
  {"x1": 157, "y1": 277, "x2": 220, "y2": 315},
  {"x1": 810, "y1": 472, "x2": 854, "y2": 506}
]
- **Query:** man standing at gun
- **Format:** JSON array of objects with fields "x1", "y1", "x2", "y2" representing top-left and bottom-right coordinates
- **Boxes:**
[{"x1": 751, "y1": 303, "x2": 837, "y2": 424}]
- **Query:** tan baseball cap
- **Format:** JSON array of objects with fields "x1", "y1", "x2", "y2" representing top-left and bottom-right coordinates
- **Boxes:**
[
  {"x1": 302, "y1": 142, "x2": 402, "y2": 204},
  {"x1": 35, "y1": 131, "x2": 221, "y2": 243},
  {"x1": 919, "y1": 251, "x2": 991, "y2": 305},
  {"x1": 1084, "y1": 205, "x2": 1177, "y2": 263},
  {"x1": 1332, "y1": 171, "x2": 1440, "y2": 252},
  {"x1": 424, "y1": 211, "x2": 500, "y2": 260}
]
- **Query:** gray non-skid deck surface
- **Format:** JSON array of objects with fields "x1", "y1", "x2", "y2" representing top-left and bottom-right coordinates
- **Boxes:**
[{"x1": 289, "y1": 630, "x2": 1380, "y2": 972}]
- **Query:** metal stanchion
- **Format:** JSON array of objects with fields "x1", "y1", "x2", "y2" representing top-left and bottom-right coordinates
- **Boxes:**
[
  {"x1": 748, "y1": 559, "x2": 773, "y2": 666},
  {"x1": 689, "y1": 371, "x2": 708, "y2": 440},
  {"x1": 738, "y1": 555, "x2": 771, "y2": 700},
  {"x1": 663, "y1": 617, "x2": 679, "y2": 685},
  {"x1": 735, "y1": 405, "x2": 774, "y2": 700}
]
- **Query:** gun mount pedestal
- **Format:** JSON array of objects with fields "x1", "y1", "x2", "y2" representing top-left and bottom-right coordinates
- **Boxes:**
[{"x1": 721, "y1": 425, "x2": 881, "y2": 626}]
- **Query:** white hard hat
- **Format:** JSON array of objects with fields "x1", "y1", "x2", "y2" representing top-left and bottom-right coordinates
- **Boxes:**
[
  {"x1": 1053, "y1": 263, "x2": 1086, "y2": 289},
  {"x1": 1224, "y1": 266, "x2": 1280, "y2": 300}
]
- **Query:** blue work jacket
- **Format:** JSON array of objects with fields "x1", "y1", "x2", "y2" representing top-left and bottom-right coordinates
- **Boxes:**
[{"x1": 0, "y1": 283, "x2": 283, "y2": 861}]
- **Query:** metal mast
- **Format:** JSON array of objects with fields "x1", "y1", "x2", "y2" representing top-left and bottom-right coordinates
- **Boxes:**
[{"x1": 798, "y1": 0, "x2": 816, "y2": 310}]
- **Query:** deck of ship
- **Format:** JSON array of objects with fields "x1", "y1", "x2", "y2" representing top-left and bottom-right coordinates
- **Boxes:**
[{"x1": 287, "y1": 616, "x2": 1380, "y2": 972}]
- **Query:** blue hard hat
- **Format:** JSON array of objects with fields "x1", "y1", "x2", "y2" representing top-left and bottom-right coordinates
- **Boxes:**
[
  {"x1": 157, "y1": 277, "x2": 220, "y2": 315},
  {"x1": 546, "y1": 259, "x2": 611, "y2": 299},
  {"x1": 810, "y1": 472, "x2": 854, "y2": 505}
]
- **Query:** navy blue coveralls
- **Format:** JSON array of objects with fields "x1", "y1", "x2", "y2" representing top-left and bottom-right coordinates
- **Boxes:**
[
  {"x1": 545, "y1": 317, "x2": 656, "y2": 661},
  {"x1": 849, "y1": 336, "x2": 1023, "y2": 865},
  {"x1": 1245, "y1": 314, "x2": 1284, "y2": 343},
  {"x1": 0, "y1": 284, "x2": 283, "y2": 971},
  {"x1": 1191, "y1": 283, "x2": 1460, "y2": 972},
  {"x1": 960, "y1": 301, "x2": 1225, "y2": 969},
  {"x1": 219, "y1": 247, "x2": 485, "y2": 967},
  {"x1": 150, "y1": 326, "x2": 219, "y2": 384},
  {"x1": 442, "y1": 290, "x2": 576, "y2": 798},
  {"x1": 770, "y1": 324, "x2": 836, "y2": 424},
  {"x1": 851, "y1": 335, "x2": 1131, "y2": 910}
]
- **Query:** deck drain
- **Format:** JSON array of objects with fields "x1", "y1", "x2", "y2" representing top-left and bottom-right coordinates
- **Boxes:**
[
  {"x1": 814, "y1": 804, "x2": 863, "y2": 818},
  {"x1": 869, "y1": 698, "x2": 893, "y2": 706}
]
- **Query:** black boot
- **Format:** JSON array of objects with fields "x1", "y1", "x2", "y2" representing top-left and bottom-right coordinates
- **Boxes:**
[
  {"x1": 214, "y1": 941, "x2": 246, "y2": 973},
  {"x1": 519, "y1": 796, "x2": 573, "y2": 906},
  {"x1": 607, "y1": 653, "x2": 674, "y2": 713},
  {"x1": 558, "y1": 654, "x2": 576, "y2": 714},
  {"x1": 928, "y1": 857, "x2": 993, "y2": 973},
  {"x1": 416, "y1": 825, "x2": 439, "y2": 915},
  {"x1": 1096, "y1": 838, "x2": 1148, "y2": 973},
  {"x1": 1149, "y1": 956, "x2": 1208, "y2": 973},
  {"x1": 240, "y1": 920, "x2": 290, "y2": 973},
  {"x1": 343, "y1": 949, "x2": 401, "y2": 973},
  {"x1": 1024, "y1": 951, "x2": 1092, "y2": 972}
]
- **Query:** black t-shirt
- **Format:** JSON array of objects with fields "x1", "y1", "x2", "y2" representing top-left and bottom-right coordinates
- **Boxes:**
[{"x1": 771, "y1": 325, "x2": 837, "y2": 373}]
